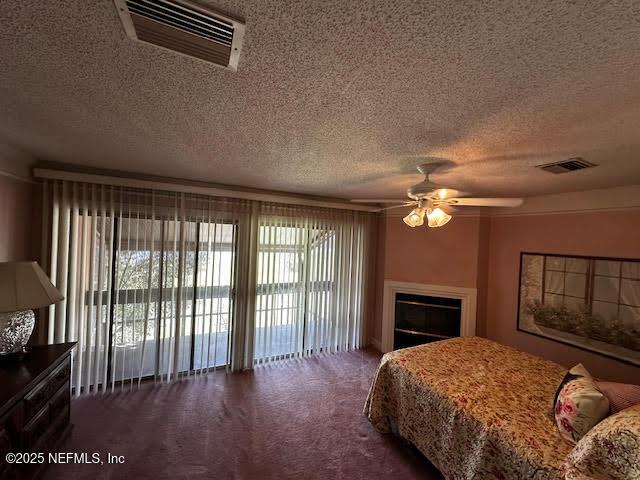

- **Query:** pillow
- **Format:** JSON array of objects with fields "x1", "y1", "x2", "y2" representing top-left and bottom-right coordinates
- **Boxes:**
[
  {"x1": 552, "y1": 363, "x2": 591, "y2": 414},
  {"x1": 596, "y1": 381, "x2": 640, "y2": 414},
  {"x1": 563, "y1": 404, "x2": 640, "y2": 480},
  {"x1": 553, "y1": 364, "x2": 609, "y2": 444}
]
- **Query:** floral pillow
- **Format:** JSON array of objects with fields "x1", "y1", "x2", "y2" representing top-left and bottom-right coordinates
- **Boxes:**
[
  {"x1": 563, "y1": 404, "x2": 640, "y2": 480},
  {"x1": 553, "y1": 364, "x2": 609, "y2": 444}
]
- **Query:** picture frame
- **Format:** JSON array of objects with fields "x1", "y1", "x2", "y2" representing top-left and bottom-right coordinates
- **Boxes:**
[{"x1": 516, "y1": 252, "x2": 640, "y2": 366}]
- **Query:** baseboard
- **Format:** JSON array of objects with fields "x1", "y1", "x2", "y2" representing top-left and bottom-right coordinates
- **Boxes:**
[{"x1": 369, "y1": 338, "x2": 382, "y2": 352}]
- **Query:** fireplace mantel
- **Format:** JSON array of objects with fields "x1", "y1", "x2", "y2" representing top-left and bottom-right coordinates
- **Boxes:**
[{"x1": 381, "y1": 281, "x2": 477, "y2": 353}]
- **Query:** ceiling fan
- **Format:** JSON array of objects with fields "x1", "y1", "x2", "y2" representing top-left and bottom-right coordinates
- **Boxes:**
[{"x1": 351, "y1": 161, "x2": 524, "y2": 228}]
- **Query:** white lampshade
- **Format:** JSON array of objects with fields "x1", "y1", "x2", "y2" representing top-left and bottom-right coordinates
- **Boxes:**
[
  {"x1": 427, "y1": 207, "x2": 452, "y2": 228},
  {"x1": 0, "y1": 262, "x2": 64, "y2": 313},
  {"x1": 403, "y1": 208, "x2": 425, "y2": 227}
]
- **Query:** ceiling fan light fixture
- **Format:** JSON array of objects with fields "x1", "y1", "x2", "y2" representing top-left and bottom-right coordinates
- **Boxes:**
[
  {"x1": 403, "y1": 208, "x2": 425, "y2": 227},
  {"x1": 427, "y1": 207, "x2": 452, "y2": 228},
  {"x1": 370, "y1": 162, "x2": 524, "y2": 230}
]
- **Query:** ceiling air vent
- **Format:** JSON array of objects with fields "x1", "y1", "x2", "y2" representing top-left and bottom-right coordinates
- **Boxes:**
[
  {"x1": 536, "y1": 158, "x2": 597, "y2": 174},
  {"x1": 114, "y1": 0, "x2": 245, "y2": 70}
]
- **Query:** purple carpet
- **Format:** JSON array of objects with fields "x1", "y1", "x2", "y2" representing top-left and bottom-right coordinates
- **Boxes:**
[{"x1": 43, "y1": 349, "x2": 442, "y2": 480}]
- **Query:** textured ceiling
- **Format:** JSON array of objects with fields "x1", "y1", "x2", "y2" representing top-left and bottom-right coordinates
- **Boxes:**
[{"x1": 1, "y1": 1, "x2": 640, "y2": 200}]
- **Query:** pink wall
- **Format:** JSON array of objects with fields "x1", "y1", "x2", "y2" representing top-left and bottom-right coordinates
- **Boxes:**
[
  {"x1": 0, "y1": 175, "x2": 35, "y2": 262},
  {"x1": 475, "y1": 217, "x2": 491, "y2": 337},
  {"x1": 383, "y1": 215, "x2": 482, "y2": 287},
  {"x1": 486, "y1": 210, "x2": 640, "y2": 383},
  {"x1": 362, "y1": 215, "x2": 380, "y2": 345},
  {"x1": 370, "y1": 215, "x2": 483, "y2": 341}
]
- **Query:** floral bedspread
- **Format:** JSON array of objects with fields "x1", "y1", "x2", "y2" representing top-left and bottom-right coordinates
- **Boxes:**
[{"x1": 364, "y1": 336, "x2": 572, "y2": 479}]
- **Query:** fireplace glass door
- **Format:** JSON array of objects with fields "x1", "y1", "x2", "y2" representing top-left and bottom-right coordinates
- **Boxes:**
[{"x1": 393, "y1": 293, "x2": 461, "y2": 349}]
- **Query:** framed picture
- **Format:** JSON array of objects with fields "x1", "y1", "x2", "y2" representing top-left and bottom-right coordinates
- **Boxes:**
[{"x1": 517, "y1": 252, "x2": 640, "y2": 366}]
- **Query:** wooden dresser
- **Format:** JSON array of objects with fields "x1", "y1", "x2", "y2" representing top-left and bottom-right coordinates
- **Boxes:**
[{"x1": 0, "y1": 343, "x2": 76, "y2": 480}]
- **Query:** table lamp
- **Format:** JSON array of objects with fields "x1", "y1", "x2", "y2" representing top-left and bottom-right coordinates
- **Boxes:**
[{"x1": 0, "y1": 261, "x2": 64, "y2": 355}]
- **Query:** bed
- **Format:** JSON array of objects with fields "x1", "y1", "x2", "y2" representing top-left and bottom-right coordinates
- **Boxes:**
[{"x1": 364, "y1": 336, "x2": 572, "y2": 479}]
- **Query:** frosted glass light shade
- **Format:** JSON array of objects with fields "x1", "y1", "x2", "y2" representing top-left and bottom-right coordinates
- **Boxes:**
[
  {"x1": 427, "y1": 207, "x2": 452, "y2": 228},
  {"x1": 0, "y1": 262, "x2": 64, "y2": 313},
  {"x1": 403, "y1": 208, "x2": 425, "y2": 227}
]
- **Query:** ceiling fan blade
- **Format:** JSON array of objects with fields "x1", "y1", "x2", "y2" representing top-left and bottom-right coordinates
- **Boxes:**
[
  {"x1": 350, "y1": 199, "x2": 409, "y2": 204},
  {"x1": 380, "y1": 202, "x2": 418, "y2": 211},
  {"x1": 437, "y1": 203, "x2": 459, "y2": 215},
  {"x1": 445, "y1": 197, "x2": 524, "y2": 207}
]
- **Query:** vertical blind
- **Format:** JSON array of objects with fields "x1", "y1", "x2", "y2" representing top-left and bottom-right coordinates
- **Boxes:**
[
  {"x1": 253, "y1": 205, "x2": 367, "y2": 364},
  {"x1": 41, "y1": 180, "x2": 372, "y2": 394}
]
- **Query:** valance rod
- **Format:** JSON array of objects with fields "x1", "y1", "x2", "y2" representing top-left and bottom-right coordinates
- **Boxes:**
[{"x1": 33, "y1": 168, "x2": 379, "y2": 213}]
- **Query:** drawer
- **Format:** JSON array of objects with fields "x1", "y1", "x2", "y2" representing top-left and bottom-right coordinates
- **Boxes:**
[
  {"x1": 0, "y1": 428, "x2": 12, "y2": 456},
  {"x1": 24, "y1": 357, "x2": 71, "y2": 422},
  {"x1": 0, "y1": 406, "x2": 20, "y2": 455},
  {"x1": 0, "y1": 403, "x2": 21, "y2": 467},
  {"x1": 31, "y1": 406, "x2": 70, "y2": 455},
  {"x1": 0, "y1": 427, "x2": 15, "y2": 477},
  {"x1": 22, "y1": 405, "x2": 50, "y2": 449},
  {"x1": 49, "y1": 384, "x2": 70, "y2": 421}
]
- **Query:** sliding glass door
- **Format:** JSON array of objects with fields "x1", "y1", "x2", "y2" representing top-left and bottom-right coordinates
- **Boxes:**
[
  {"x1": 254, "y1": 219, "x2": 339, "y2": 363},
  {"x1": 305, "y1": 228, "x2": 336, "y2": 354},
  {"x1": 254, "y1": 223, "x2": 306, "y2": 361},
  {"x1": 192, "y1": 222, "x2": 236, "y2": 370},
  {"x1": 111, "y1": 217, "x2": 162, "y2": 382},
  {"x1": 89, "y1": 215, "x2": 237, "y2": 387}
]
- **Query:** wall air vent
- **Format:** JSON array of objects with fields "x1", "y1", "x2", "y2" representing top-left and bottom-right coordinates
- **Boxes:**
[
  {"x1": 114, "y1": 0, "x2": 245, "y2": 70},
  {"x1": 536, "y1": 158, "x2": 597, "y2": 174}
]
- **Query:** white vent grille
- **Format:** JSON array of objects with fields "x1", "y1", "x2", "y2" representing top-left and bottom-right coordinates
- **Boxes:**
[
  {"x1": 536, "y1": 158, "x2": 597, "y2": 174},
  {"x1": 114, "y1": 0, "x2": 245, "y2": 70}
]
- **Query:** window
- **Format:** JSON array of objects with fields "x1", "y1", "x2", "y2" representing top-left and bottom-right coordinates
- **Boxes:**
[{"x1": 43, "y1": 181, "x2": 371, "y2": 393}]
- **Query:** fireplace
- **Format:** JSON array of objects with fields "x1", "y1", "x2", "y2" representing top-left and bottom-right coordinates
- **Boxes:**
[
  {"x1": 381, "y1": 281, "x2": 477, "y2": 352},
  {"x1": 394, "y1": 293, "x2": 461, "y2": 349}
]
